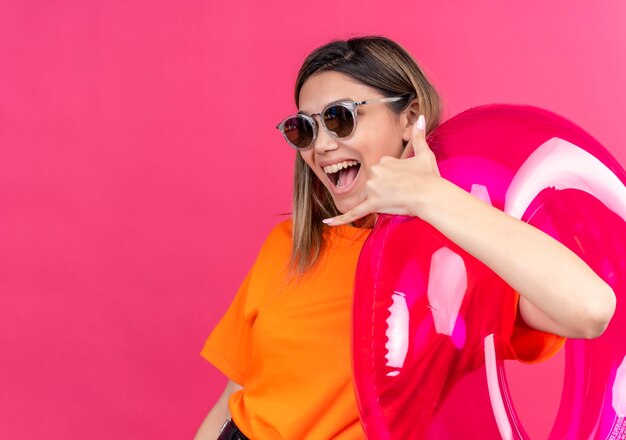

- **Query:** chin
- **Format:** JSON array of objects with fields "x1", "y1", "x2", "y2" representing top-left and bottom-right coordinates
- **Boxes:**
[{"x1": 331, "y1": 196, "x2": 360, "y2": 214}]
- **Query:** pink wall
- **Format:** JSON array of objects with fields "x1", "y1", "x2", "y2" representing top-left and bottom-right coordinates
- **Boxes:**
[{"x1": 1, "y1": 1, "x2": 624, "y2": 438}]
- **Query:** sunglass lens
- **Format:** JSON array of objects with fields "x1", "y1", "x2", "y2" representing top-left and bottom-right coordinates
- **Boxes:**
[
  {"x1": 324, "y1": 105, "x2": 354, "y2": 138},
  {"x1": 283, "y1": 116, "x2": 314, "y2": 149}
]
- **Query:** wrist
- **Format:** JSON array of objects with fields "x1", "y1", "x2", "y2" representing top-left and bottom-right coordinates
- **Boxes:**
[
  {"x1": 406, "y1": 176, "x2": 444, "y2": 219},
  {"x1": 407, "y1": 176, "x2": 452, "y2": 221}
]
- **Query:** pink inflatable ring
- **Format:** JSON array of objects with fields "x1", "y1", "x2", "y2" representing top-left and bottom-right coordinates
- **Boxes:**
[{"x1": 353, "y1": 104, "x2": 626, "y2": 439}]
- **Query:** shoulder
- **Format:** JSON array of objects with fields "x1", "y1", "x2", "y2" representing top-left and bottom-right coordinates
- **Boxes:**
[
  {"x1": 266, "y1": 217, "x2": 292, "y2": 241},
  {"x1": 250, "y1": 217, "x2": 293, "y2": 271},
  {"x1": 258, "y1": 217, "x2": 292, "y2": 253},
  {"x1": 245, "y1": 217, "x2": 293, "y2": 295}
]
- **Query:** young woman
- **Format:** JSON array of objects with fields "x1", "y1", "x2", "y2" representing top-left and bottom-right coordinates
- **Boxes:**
[{"x1": 194, "y1": 36, "x2": 616, "y2": 440}]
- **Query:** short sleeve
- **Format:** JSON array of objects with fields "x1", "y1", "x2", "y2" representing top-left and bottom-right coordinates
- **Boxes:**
[
  {"x1": 466, "y1": 255, "x2": 567, "y2": 366},
  {"x1": 200, "y1": 269, "x2": 253, "y2": 385},
  {"x1": 504, "y1": 291, "x2": 567, "y2": 364}
]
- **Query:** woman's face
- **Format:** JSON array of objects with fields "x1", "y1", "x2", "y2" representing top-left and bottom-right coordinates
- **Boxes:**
[{"x1": 298, "y1": 71, "x2": 411, "y2": 214}]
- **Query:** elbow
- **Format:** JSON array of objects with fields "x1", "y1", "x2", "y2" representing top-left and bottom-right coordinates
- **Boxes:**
[{"x1": 579, "y1": 285, "x2": 616, "y2": 339}]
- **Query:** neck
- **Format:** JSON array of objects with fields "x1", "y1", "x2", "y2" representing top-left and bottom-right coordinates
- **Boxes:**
[{"x1": 351, "y1": 213, "x2": 377, "y2": 229}]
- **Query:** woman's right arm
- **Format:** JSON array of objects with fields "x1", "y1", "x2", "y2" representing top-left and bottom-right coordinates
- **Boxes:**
[{"x1": 193, "y1": 379, "x2": 244, "y2": 440}]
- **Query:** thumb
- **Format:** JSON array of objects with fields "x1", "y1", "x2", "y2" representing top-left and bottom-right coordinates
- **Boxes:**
[
  {"x1": 400, "y1": 114, "x2": 426, "y2": 159},
  {"x1": 409, "y1": 114, "x2": 428, "y2": 155}
]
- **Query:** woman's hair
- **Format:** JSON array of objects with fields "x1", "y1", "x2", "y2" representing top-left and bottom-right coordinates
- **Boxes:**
[{"x1": 289, "y1": 35, "x2": 443, "y2": 277}]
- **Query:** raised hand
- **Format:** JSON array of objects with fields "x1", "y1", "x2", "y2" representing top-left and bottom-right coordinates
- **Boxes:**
[{"x1": 323, "y1": 114, "x2": 442, "y2": 226}]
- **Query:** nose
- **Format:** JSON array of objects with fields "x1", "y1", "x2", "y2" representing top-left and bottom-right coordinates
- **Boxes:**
[{"x1": 312, "y1": 114, "x2": 340, "y2": 154}]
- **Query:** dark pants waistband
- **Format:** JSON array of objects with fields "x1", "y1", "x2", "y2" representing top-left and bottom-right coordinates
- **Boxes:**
[{"x1": 217, "y1": 419, "x2": 249, "y2": 440}]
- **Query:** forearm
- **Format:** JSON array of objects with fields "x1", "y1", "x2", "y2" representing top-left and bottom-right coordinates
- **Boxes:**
[
  {"x1": 413, "y1": 178, "x2": 615, "y2": 336},
  {"x1": 193, "y1": 397, "x2": 230, "y2": 440}
]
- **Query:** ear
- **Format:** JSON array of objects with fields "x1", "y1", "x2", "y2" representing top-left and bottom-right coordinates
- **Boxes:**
[{"x1": 401, "y1": 98, "x2": 421, "y2": 142}]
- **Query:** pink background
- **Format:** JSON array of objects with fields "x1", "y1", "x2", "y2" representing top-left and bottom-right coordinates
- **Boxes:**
[{"x1": 1, "y1": 1, "x2": 624, "y2": 438}]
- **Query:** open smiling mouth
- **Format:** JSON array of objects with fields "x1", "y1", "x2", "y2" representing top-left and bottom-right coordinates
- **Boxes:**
[{"x1": 322, "y1": 160, "x2": 362, "y2": 192}]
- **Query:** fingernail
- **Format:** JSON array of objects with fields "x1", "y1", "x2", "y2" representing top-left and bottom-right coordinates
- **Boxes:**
[
  {"x1": 416, "y1": 114, "x2": 426, "y2": 131},
  {"x1": 322, "y1": 218, "x2": 334, "y2": 224}
]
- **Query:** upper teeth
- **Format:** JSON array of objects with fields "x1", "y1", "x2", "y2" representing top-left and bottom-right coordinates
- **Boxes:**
[{"x1": 323, "y1": 160, "x2": 359, "y2": 174}]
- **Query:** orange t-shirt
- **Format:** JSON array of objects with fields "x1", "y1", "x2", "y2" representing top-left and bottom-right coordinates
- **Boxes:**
[{"x1": 200, "y1": 219, "x2": 565, "y2": 439}]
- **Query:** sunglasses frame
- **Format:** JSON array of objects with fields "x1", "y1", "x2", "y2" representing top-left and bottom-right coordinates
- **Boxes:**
[{"x1": 276, "y1": 96, "x2": 406, "y2": 151}]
